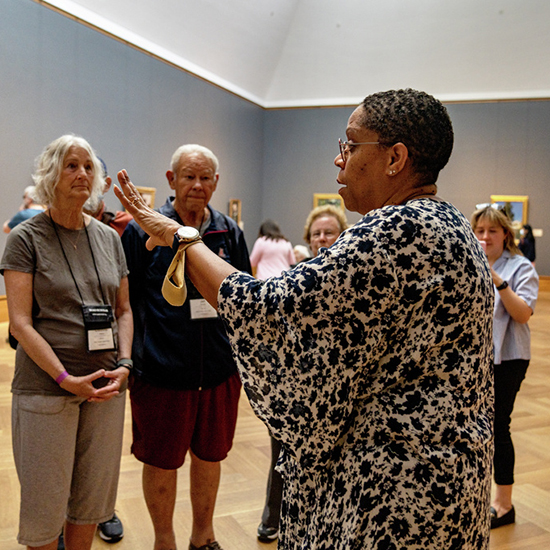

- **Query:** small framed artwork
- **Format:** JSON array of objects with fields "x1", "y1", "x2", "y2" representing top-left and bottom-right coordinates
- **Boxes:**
[
  {"x1": 228, "y1": 199, "x2": 241, "y2": 224},
  {"x1": 490, "y1": 195, "x2": 528, "y2": 240},
  {"x1": 136, "y1": 186, "x2": 156, "y2": 208},
  {"x1": 313, "y1": 193, "x2": 345, "y2": 211},
  {"x1": 491, "y1": 194, "x2": 528, "y2": 222}
]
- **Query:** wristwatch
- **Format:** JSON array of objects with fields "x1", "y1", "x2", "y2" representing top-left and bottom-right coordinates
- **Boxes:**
[
  {"x1": 172, "y1": 226, "x2": 201, "y2": 253},
  {"x1": 164, "y1": 227, "x2": 202, "y2": 307},
  {"x1": 496, "y1": 280, "x2": 509, "y2": 291},
  {"x1": 116, "y1": 358, "x2": 133, "y2": 371}
]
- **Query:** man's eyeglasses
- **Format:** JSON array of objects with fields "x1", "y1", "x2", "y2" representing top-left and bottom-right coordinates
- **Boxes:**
[{"x1": 338, "y1": 138, "x2": 380, "y2": 161}]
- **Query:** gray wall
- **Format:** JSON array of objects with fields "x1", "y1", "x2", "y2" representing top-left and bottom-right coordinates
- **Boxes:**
[
  {"x1": 1, "y1": 0, "x2": 549, "y2": 302},
  {"x1": 0, "y1": 0, "x2": 265, "y2": 294},
  {"x1": 261, "y1": 102, "x2": 550, "y2": 275}
]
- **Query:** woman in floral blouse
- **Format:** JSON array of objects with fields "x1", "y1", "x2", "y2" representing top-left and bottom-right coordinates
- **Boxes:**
[{"x1": 116, "y1": 89, "x2": 494, "y2": 550}]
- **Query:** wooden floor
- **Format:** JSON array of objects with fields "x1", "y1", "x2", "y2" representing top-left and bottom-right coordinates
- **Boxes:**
[{"x1": 0, "y1": 294, "x2": 549, "y2": 549}]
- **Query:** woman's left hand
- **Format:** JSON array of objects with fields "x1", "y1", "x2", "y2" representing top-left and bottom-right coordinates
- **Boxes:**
[
  {"x1": 87, "y1": 367, "x2": 129, "y2": 403},
  {"x1": 114, "y1": 170, "x2": 180, "y2": 251}
]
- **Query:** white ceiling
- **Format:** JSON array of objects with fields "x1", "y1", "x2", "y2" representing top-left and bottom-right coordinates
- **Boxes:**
[{"x1": 43, "y1": 0, "x2": 550, "y2": 108}]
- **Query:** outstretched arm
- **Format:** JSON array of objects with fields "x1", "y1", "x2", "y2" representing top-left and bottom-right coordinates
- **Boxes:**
[{"x1": 114, "y1": 170, "x2": 238, "y2": 308}]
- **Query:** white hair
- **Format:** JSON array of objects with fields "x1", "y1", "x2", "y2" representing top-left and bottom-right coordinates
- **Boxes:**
[
  {"x1": 32, "y1": 135, "x2": 105, "y2": 209},
  {"x1": 170, "y1": 144, "x2": 219, "y2": 174},
  {"x1": 23, "y1": 185, "x2": 36, "y2": 200}
]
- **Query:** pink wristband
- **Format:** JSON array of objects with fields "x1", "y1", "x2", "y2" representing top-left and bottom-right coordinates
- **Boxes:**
[{"x1": 55, "y1": 371, "x2": 69, "y2": 385}]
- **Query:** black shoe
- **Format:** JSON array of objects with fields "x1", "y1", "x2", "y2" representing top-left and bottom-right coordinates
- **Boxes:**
[
  {"x1": 98, "y1": 513, "x2": 124, "y2": 543},
  {"x1": 257, "y1": 523, "x2": 278, "y2": 542},
  {"x1": 57, "y1": 532, "x2": 65, "y2": 550},
  {"x1": 490, "y1": 505, "x2": 515, "y2": 529},
  {"x1": 188, "y1": 542, "x2": 223, "y2": 550}
]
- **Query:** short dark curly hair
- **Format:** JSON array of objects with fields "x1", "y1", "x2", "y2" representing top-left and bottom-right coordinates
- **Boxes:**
[{"x1": 360, "y1": 89, "x2": 454, "y2": 185}]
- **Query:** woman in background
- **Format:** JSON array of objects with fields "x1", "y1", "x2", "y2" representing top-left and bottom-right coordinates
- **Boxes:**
[
  {"x1": 518, "y1": 223, "x2": 536, "y2": 265},
  {"x1": 303, "y1": 205, "x2": 349, "y2": 257},
  {"x1": 250, "y1": 219, "x2": 296, "y2": 279},
  {"x1": 1, "y1": 135, "x2": 132, "y2": 550},
  {"x1": 472, "y1": 206, "x2": 538, "y2": 529},
  {"x1": 249, "y1": 218, "x2": 295, "y2": 542}
]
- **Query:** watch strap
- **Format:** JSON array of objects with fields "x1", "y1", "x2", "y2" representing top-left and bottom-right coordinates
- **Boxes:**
[
  {"x1": 496, "y1": 280, "x2": 509, "y2": 291},
  {"x1": 172, "y1": 233, "x2": 181, "y2": 254},
  {"x1": 116, "y1": 358, "x2": 133, "y2": 370}
]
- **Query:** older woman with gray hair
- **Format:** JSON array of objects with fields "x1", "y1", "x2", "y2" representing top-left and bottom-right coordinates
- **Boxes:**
[
  {"x1": 1, "y1": 135, "x2": 132, "y2": 550},
  {"x1": 303, "y1": 204, "x2": 349, "y2": 257}
]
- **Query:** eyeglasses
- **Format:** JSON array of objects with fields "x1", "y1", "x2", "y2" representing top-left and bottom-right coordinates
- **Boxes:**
[{"x1": 338, "y1": 138, "x2": 380, "y2": 161}]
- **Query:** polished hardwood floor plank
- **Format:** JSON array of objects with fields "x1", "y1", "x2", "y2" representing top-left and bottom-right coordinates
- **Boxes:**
[{"x1": 0, "y1": 292, "x2": 548, "y2": 549}]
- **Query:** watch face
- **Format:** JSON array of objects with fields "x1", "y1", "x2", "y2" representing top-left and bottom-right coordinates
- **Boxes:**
[{"x1": 177, "y1": 226, "x2": 200, "y2": 240}]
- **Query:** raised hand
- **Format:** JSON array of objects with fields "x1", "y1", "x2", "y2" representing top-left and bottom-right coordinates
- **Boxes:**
[{"x1": 114, "y1": 169, "x2": 181, "y2": 250}]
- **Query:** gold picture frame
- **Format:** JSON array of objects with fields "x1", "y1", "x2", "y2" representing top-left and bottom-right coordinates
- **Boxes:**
[
  {"x1": 490, "y1": 195, "x2": 528, "y2": 240},
  {"x1": 136, "y1": 186, "x2": 156, "y2": 208},
  {"x1": 228, "y1": 198, "x2": 242, "y2": 224},
  {"x1": 313, "y1": 193, "x2": 345, "y2": 211},
  {"x1": 490, "y1": 195, "x2": 528, "y2": 224}
]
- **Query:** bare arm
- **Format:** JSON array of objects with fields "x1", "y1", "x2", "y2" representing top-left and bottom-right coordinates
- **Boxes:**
[
  {"x1": 185, "y1": 243, "x2": 239, "y2": 308},
  {"x1": 5, "y1": 270, "x2": 109, "y2": 398},
  {"x1": 114, "y1": 170, "x2": 238, "y2": 309},
  {"x1": 96, "y1": 276, "x2": 134, "y2": 398},
  {"x1": 115, "y1": 276, "x2": 133, "y2": 359},
  {"x1": 490, "y1": 267, "x2": 532, "y2": 324}
]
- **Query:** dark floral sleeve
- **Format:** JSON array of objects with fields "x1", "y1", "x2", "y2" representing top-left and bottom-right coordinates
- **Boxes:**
[{"x1": 219, "y1": 225, "x2": 398, "y2": 470}]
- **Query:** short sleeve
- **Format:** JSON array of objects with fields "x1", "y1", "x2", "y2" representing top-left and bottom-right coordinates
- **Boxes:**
[
  {"x1": 511, "y1": 260, "x2": 538, "y2": 312},
  {"x1": 0, "y1": 224, "x2": 37, "y2": 275}
]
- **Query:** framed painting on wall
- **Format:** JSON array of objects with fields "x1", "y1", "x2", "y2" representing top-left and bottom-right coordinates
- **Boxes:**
[
  {"x1": 313, "y1": 193, "x2": 345, "y2": 211},
  {"x1": 490, "y1": 195, "x2": 528, "y2": 238},
  {"x1": 228, "y1": 198, "x2": 242, "y2": 225},
  {"x1": 135, "y1": 186, "x2": 156, "y2": 208},
  {"x1": 490, "y1": 195, "x2": 528, "y2": 225}
]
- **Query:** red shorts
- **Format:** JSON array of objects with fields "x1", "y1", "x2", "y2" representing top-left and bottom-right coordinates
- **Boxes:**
[{"x1": 129, "y1": 372, "x2": 241, "y2": 469}]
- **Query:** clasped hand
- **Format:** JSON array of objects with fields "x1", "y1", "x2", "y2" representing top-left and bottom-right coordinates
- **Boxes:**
[{"x1": 59, "y1": 368, "x2": 128, "y2": 402}]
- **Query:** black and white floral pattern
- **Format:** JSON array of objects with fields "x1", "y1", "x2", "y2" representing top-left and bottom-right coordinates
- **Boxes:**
[{"x1": 219, "y1": 199, "x2": 494, "y2": 549}]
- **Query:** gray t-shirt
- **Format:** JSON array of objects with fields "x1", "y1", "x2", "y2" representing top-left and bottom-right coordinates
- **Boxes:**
[{"x1": 0, "y1": 212, "x2": 129, "y2": 395}]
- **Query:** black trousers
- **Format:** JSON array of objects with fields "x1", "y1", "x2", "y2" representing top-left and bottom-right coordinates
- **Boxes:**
[
  {"x1": 261, "y1": 435, "x2": 283, "y2": 529},
  {"x1": 493, "y1": 359, "x2": 529, "y2": 486}
]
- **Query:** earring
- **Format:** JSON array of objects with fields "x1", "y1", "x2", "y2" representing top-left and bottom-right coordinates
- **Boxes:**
[{"x1": 389, "y1": 169, "x2": 396, "y2": 175}]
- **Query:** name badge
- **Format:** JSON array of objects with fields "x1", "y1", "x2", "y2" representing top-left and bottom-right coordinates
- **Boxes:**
[
  {"x1": 82, "y1": 304, "x2": 116, "y2": 352},
  {"x1": 88, "y1": 327, "x2": 116, "y2": 351},
  {"x1": 190, "y1": 298, "x2": 218, "y2": 320}
]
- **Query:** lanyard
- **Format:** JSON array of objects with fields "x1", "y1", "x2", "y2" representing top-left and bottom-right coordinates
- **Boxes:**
[{"x1": 49, "y1": 214, "x2": 108, "y2": 305}]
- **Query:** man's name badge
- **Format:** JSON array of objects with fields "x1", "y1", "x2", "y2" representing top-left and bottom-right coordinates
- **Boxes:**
[{"x1": 190, "y1": 298, "x2": 218, "y2": 320}]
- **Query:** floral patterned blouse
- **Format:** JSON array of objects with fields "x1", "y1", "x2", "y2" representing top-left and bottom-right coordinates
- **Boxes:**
[{"x1": 219, "y1": 199, "x2": 494, "y2": 550}]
